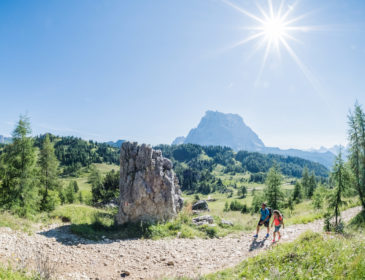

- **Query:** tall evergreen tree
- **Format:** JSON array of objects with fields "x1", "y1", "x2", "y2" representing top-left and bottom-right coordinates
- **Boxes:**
[
  {"x1": 38, "y1": 134, "x2": 61, "y2": 211},
  {"x1": 0, "y1": 116, "x2": 40, "y2": 216},
  {"x1": 292, "y1": 181, "x2": 302, "y2": 203},
  {"x1": 307, "y1": 172, "x2": 317, "y2": 198},
  {"x1": 301, "y1": 167, "x2": 310, "y2": 198},
  {"x1": 329, "y1": 151, "x2": 350, "y2": 226},
  {"x1": 348, "y1": 103, "x2": 365, "y2": 209},
  {"x1": 264, "y1": 164, "x2": 283, "y2": 209},
  {"x1": 89, "y1": 166, "x2": 104, "y2": 203}
]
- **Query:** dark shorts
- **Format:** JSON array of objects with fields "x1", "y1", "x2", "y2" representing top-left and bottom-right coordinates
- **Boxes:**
[
  {"x1": 258, "y1": 219, "x2": 269, "y2": 227},
  {"x1": 274, "y1": 225, "x2": 281, "y2": 232}
]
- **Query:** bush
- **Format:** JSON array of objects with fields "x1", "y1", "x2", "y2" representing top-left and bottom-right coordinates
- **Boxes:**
[
  {"x1": 250, "y1": 192, "x2": 265, "y2": 214},
  {"x1": 40, "y1": 190, "x2": 60, "y2": 212},
  {"x1": 238, "y1": 185, "x2": 247, "y2": 198},
  {"x1": 229, "y1": 200, "x2": 245, "y2": 211},
  {"x1": 198, "y1": 224, "x2": 218, "y2": 238},
  {"x1": 240, "y1": 204, "x2": 248, "y2": 214}
]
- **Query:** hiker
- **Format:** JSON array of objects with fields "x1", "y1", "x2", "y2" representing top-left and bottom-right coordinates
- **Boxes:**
[
  {"x1": 253, "y1": 203, "x2": 271, "y2": 238},
  {"x1": 271, "y1": 210, "x2": 284, "y2": 242}
]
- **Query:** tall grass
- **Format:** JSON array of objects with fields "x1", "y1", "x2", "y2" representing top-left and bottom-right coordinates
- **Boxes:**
[
  {"x1": 203, "y1": 231, "x2": 365, "y2": 280},
  {"x1": 0, "y1": 266, "x2": 41, "y2": 280}
]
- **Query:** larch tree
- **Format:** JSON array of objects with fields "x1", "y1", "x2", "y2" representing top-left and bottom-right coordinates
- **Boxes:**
[
  {"x1": 38, "y1": 134, "x2": 61, "y2": 211},
  {"x1": 329, "y1": 151, "x2": 350, "y2": 226},
  {"x1": 0, "y1": 116, "x2": 40, "y2": 216},
  {"x1": 348, "y1": 103, "x2": 365, "y2": 209},
  {"x1": 265, "y1": 164, "x2": 283, "y2": 210}
]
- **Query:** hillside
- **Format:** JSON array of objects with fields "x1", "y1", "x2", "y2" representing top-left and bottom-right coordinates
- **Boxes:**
[
  {"x1": 34, "y1": 134, "x2": 120, "y2": 175},
  {"x1": 173, "y1": 111, "x2": 336, "y2": 168},
  {"x1": 155, "y1": 144, "x2": 329, "y2": 194}
]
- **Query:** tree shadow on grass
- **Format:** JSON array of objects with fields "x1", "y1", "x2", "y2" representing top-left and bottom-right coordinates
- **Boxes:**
[
  {"x1": 39, "y1": 212, "x2": 153, "y2": 246},
  {"x1": 249, "y1": 235, "x2": 268, "y2": 252}
]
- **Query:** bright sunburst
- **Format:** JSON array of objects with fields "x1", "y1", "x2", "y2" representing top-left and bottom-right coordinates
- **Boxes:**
[{"x1": 223, "y1": 0, "x2": 322, "y2": 92}]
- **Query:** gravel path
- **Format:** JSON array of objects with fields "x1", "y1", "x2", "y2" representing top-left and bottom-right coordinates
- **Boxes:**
[{"x1": 0, "y1": 206, "x2": 361, "y2": 280}]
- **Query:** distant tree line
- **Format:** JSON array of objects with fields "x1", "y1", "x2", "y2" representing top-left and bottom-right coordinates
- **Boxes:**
[
  {"x1": 0, "y1": 116, "x2": 120, "y2": 217},
  {"x1": 155, "y1": 143, "x2": 329, "y2": 194},
  {"x1": 34, "y1": 135, "x2": 119, "y2": 176}
]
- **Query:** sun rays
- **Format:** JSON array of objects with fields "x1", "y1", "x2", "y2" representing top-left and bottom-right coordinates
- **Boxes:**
[{"x1": 223, "y1": 0, "x2": 323, "y2": 93}]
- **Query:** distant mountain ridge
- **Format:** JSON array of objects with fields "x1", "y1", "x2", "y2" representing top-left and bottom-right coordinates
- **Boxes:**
[
  {"x1": 173, "y1": 111, "x2": 336, "y2": 168},
  {"x1": 0, "y1": 135, "x2": 12, "y2": 144}
]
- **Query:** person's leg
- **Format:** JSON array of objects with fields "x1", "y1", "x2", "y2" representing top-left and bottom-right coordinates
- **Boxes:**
[
  {"x1": 278, "y1": 230, "x2": 281, "y2": 240},
  {"x1": 272, "y1": 231, "x2": 276, "y2": 241},
  {"x1": 264, "y1": 221, "x2": 270, "y2": 237},
  {"x1": 256, "y1": 225, "x2": 260, "y2": 235}
]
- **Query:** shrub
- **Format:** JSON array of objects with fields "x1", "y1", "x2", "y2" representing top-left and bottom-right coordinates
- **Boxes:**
[
  {"x1": 240, "y1": 204, "x2": 248, "y2": 214},
  {"x1": 229, "y1": 200, "x2": 245, "y2": 211},
  {"x1": 198, "y1": 225, "x2": 218, "y2": 238}
]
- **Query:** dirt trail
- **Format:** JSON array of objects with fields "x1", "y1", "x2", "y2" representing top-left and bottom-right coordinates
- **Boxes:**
[{"x1": 0, "y1": 207, "x2": 361, "y2": 280}]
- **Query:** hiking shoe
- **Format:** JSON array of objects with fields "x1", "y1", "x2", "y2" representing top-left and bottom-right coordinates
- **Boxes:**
[
  {"x1": 272, "y1": 239, "x2": 275, "y2": 242},
  {"x1": 253, "y1": 234, "x2": 258, "y2": 238},
  {"x1": 265, "y1": 233, "x2": 270, "y2": 238}
]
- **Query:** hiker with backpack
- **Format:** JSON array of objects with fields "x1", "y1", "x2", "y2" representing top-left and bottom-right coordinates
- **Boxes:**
[
  {"x1": 271, "y1": 210, "x2": 284, "y2": 242},
  {"x1": 253, "y1": 203, "x2": 272, "y2": 238}
]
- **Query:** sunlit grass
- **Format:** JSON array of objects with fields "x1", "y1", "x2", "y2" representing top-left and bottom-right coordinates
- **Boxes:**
[{"x1": 203, "y1": 231, "x2": 365, "y2": 280}]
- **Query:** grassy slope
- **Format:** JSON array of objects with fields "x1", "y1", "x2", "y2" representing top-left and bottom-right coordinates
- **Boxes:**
[
  {"x1": 60, "y1": 163, "x2": 119, "y2": 203},
  {"x1": 201, "y1": 210, "x2": 365, "y2": 280},
  {"x1": 202, "y1": 231, "x2": 365, "y2": 280},
  {"x1": 0, "y1": 163, "x2": 360, "y2": 241}
]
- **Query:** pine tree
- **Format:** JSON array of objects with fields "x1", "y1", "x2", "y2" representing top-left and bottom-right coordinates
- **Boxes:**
[
  {"x1": 0, "y1": 116, "x2": 40, "y2": 216},
  {"x1": 73, "y1": 181, "x2": 79, "y2": 193},
  {"x1": 38, "y1": 134, "x2": 61, "y2": 211},
  {"x1": 264, "y1": 164, "x2": 283, "y2": 209},
  {"x1": 329, "y1": 151, "x2": 350, "y2": 226},
  {"x1": 292, "y1": 181, "x2": 302, "y2": 203},
  {"x1": 301, "y1": 167, "x2": 310, "y2": 198},
  {"x1": 89, "y1": 166, "x2": 104, "y2": 203},
  {"x1": 238, "y1": 185, "x2": 247, "y2": 198},
  {"x1": 348, "y1": 103, "x2": 365, "y2": 209},
  {"x1": 65, "y1": 181, "x2": 76, "y2": 204},
  {"x1": 307, "y1": 172, "x2": 317, "y2": 198},
  {"x1": 78, "y1": 191, "x2": 83, "y2": 203}
]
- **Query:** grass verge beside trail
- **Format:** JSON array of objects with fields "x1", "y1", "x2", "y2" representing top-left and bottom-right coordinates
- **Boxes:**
[
  {"x1": 50, "y1": 204, "x2": 229, "y2": 240},
  {"x1": 0, "y1": 266, "x2": 40, "y2": 280},
  {"x1": 203, "y1": 231, "x2": 365, "y2": 280},
  {"x1": 349, "y1": 210, "x2": 365, "y2": 232}
]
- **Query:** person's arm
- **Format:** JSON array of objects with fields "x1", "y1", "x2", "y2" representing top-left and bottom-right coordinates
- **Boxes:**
[
  {"x1": 271, "y1": 219, "x2": 274, "y2": 227},
  {"x1": 282, "y1": 220, "x2": 285, "y2": 229}
]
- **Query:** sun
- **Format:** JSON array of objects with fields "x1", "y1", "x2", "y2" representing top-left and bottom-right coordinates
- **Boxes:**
[
  {"x1": 222, "y1": 0, "x2": 322, "y2": 92},
  {"x1": 262, "y1": 17, "x2": 287, "y2": 41}
]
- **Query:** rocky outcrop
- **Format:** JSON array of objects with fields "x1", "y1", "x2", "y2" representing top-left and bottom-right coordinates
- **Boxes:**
[
  {"x1": 192, "y1": 215, "x2": 214, "y2": 226},
  {"x1": 192, "y1": 200, "x2": 209, "y2": 211},
  {"x1": 220, "y1": 219, "x2": 234, "y2": 227},
  {"x1": 116, "y1": 142, "x2": 183, "y2": 225}
]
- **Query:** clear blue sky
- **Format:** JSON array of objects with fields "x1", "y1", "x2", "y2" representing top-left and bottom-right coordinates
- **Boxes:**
[{"x1": 1, "y1": 0, "x2": 365, "y2": 149}]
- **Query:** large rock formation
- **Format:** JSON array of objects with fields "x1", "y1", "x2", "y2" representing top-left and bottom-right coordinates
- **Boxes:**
[{"x1": 116, "y1": 142, "x2": 183, "y2": 225}]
